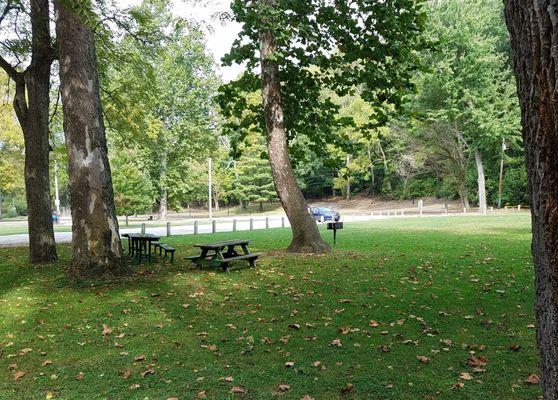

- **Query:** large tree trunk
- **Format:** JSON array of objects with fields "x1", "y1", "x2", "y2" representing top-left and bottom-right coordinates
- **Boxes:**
[
  {"x1": 55, "y1": 0, "x2": 126, "y2": 279},
  {"x1": 474, "y1": 149, "x2": 487, "y2": 215},
  {"x1": 505, "y1": 3, "x2": 558, "y2": 398},
  {"x1": 0, "y1": 191, "x2": 3, "y2": 220},
  {"x1": 259, "y1": 3, "x2": 330, "y2": 253},
  {"x1": 5, "y1": 0, "x2": 58, "y2": 263}
]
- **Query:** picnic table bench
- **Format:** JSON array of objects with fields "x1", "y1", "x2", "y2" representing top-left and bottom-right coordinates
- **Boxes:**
[{"x1": 186, "y1": 239, "x2": 262, "y2": 271}]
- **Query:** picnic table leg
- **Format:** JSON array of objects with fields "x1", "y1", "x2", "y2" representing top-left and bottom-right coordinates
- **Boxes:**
[
  {"x1": 147, "y1": 241, "x2": 152, "y2": 262},
  {"x1": 196, "y1": 249, "x2": 208, "y2": 267},
  {"x1": 241, "y1": 244, "x2": 251, "y2": 255}
]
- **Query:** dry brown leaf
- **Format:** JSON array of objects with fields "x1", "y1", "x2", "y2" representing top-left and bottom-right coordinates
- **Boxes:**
[
  {"x1": 330, "y1": 338, "x2": 342, "y2": 347},
  {"x1": 467, "y1": 356, "x2": 488, "y2": 367},
  {"x1": 231, "y1": 386, "x2": 247, "y2": 394},
  {"x1": 459, "y1": 372, "x2": 473, "y2": 381},
  {"x1": 12, "y1": 370, "x2": 26, "y2": 381},
  {"x1": 525, "y1": 374, "x2": 540, "y2": 385},
  {"x1": 277, "y1": 384, "x2": 291, "y2": 392},
  {"x1": 76, "y1": 372, "x2": 84, "y2": 381},
  {"x1": 134, "y1": 355, "x2": 146, "y2": 362},
  {"x1": 417, "y1": 355, "x2": 430, "y2": 364},
  {"x1": 101, "y1": 325, "x2": 112, "y2": 336},
  {"x1": 340, "y1": 383, "x2": 354, "y2": 395}
]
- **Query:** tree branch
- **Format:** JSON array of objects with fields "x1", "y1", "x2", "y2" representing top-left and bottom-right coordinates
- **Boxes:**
[{"x1": 0, "y1": 53, "x2": 22, "y2": 82}]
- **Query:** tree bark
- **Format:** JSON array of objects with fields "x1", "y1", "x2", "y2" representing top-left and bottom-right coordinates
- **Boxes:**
[
  {"x1": 259, "y1": 3, "x2": 330, "y2": 253},
  {"x1": 474, "y1": 149, "x2": 487, "y2": 215},
  {"x1": 504, "y1": 2, "x2": 558, "y2": 398},
  {"x1": 0, "y1": 190, "x2": 3, "y2": 220},
  {"x1": 498, "y1": 137, "x2": 506, "y2": 209},
  {"x1": 158, "y1": 151, "x2": 168, "y2": 220},
  {"x1": 458, "y1": 183, "x2": 470, "y2": 209},
  {"x1": 345, "y1": 154, "x2": 351, "y2": 200},
  {"x1": 55, "y1": 0, "x2": 126, "y2": 279},
  {"x1": 3, "y1": 0, "x2": 58, "y2": 263}
]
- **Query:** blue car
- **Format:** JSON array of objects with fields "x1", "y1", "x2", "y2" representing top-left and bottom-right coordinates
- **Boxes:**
[{"x1": 309, "y1": 207, "x2": 341, "y2": 222}]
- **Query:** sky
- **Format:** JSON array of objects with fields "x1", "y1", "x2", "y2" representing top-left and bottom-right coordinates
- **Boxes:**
[{"x1": 116, "y1": 0, "x2": 244, "y2": 82}]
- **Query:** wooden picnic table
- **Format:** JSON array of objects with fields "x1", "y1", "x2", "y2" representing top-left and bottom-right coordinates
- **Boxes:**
[
  {"x1": 122, "y1": 233, "x2": 161, "y2": 263},
  {"x1": 187, "y1": 239, "x2": 262, "y2": 271}
]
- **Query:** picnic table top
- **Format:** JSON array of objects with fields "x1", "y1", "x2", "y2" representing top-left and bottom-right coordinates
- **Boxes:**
[
  {"x1": 123, "y1": 233, "x2": 160, "y2": 240},
  {"x1": 194, "y1": 239, "x2": 250, "y2": 249}
]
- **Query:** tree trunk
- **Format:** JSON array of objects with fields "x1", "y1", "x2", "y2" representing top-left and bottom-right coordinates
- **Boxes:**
[
  {"x1": 259, "y1": 4, "x2": 330, "y2": 253},
  {"x1": 345, "y1": 154, "x2": 351, "y2": 200},
  {"x1": 55, "y1": 0, "x2": 126, "y2": 279},
  {"x1": 474, "y1": 149, "x2": 487, "y2": 215},
  {"x1": 367, "y1": 145, "x2": 375, "y2": 196},
  {"x1": 214, "y1": 192, "x2": 220, "y2": 211},
  {"x1": 158, "y1": 151, "x2": 168, "y2": 220},
  {"x1": 5, "y1": 0, "x2": 58, "y2": 263},
  {"x1": 0, "y1": 190, "x2": 3, "y2": 220},
  {"x1": 458, "y1": 183, "x2": 470, "y2": 209},
  {"x1": 504, "y1": 3, "x2": 558, "y2": 398},
  {"x1": 498, "y1": 137, "x2": 506, "y2": 209}
]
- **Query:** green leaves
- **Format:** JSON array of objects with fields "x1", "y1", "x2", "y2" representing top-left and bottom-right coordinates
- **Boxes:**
[{"x1": 219, "y1": 0, "x2": 427, "y2": 160}]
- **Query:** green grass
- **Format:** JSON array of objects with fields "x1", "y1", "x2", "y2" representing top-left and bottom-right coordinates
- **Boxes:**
[{"x1": 0, "y1": 215, "x2": 541, "y2": 399}]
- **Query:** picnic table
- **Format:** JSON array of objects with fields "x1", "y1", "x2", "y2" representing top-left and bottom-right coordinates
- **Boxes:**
[
  {"x1": 122, "y1": 233, "x2": 161, "y2": 263},
  {"x1": 187, "y1": 239, "x2": 262, "y2": 271}
]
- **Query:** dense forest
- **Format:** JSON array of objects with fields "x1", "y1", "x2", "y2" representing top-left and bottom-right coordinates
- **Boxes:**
[{"x1": 0, "y1": 0, "x2": 523, "y2": 219}]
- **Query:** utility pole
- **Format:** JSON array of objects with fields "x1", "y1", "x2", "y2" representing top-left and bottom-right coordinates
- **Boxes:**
[
  {"x1": 54, "y1": 160, "x2": 61, "y2": 215},
  {"x1": 208, "y1": 157, "x2": 212, "y2": 219}
]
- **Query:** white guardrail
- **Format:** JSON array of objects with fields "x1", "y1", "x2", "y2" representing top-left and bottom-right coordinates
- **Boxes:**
[{"x1": 130, "y1": 205, "x2": 527, "y2": 238}]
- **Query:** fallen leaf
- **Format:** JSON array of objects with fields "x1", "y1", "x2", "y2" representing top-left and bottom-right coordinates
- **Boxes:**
[
  {"x1": 340, "y1": 383, "x2": 354, "y2": 395},
  {"x1": 459, "y1": 372, "x2": 473, "y2": 381},
  {"x1": 121, "y1": 369, "x2": 132, "y2": 379},
  {"x1": 467, "y1": 356, "x2": 488, "y2": 367},
  {"x1": 525, "y1": 374, "x2": 540, "y2": 385},
  {"x1": 76, "y1": 372, "x2": 84, "y2": 381},
  {"x1": 285, "y1": 361, "x2": 295, "y2": 368},
  {"x1": 134, "y1": 355, "x2": 146, "y2": 362},
  {"x1": 13, "y1": 370, "x2": 26, "y2": 381},
  {"x1": 277, "y1": 384, "x2": 290, "y2": 392},
  {"x1": 101, "y1": 325, "x2": 112, "y2": 336},
  {"x1": 231, "y1": 386, "x2": 247, "y2": 394},
  {"x1": 417, "y1": 355, "x2": 430, "y2": 364},
  {"x1": 369, "y1": 320, "x2": 379, "y2": 327},
  {"x1": 300, "y1": 396, "x2": 315, "y2": 400},
  {"x1": 330, "y1": 338, "x2": 342, "y2": 347},
  {"x1": 140, "y1": 368, "x2": 155, "y2": 378}
]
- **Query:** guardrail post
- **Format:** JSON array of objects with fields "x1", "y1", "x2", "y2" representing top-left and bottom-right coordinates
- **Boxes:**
[
  {"x1": 233, "y1": 219, "x2": 237, "y2": 231},
  {"x1": 250, "y1": 218, "x2": 254, "y2": 230},
  {"x1": 166, "y1": 221, "x2": 171, "y2": 237},
  {"x1": 141, "y1": 223, "x2": 146, "y2": 234},
  {"x1": 212, "y1": 219, "x2": 217, "y2": 233},
  {"x1": 463, "y1": 207, "x2": 467, "y2": 214},
  {"x1": 265, "y1": 217, "x2": 269, "y2": 229},
  {"x1": 518, "y1": 204, "x2": 521, "y2": 211},
  {"x1": 194, "y1": 220, "x2": 198, "y2": 235},
  {"x1": 281, "y1": 216, "x2": 285, "y2": 228}
]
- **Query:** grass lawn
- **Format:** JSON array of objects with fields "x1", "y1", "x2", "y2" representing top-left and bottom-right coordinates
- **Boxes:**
[{"x1": 0, "y1": 215, "x2": 541, "y2": 399}]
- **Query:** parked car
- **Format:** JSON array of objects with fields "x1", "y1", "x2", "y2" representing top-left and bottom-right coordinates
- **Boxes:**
[{"x1": 309, "y1": 206, "x2": 341, "y2": 222}]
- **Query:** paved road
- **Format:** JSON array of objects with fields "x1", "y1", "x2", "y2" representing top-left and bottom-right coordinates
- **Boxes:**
[
  {"x1": 0, "y1": 216, "x2": 292, "y2": 246},
  {"x1": 0, "y1": 211, "x2": 500, "y2": 247}
]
